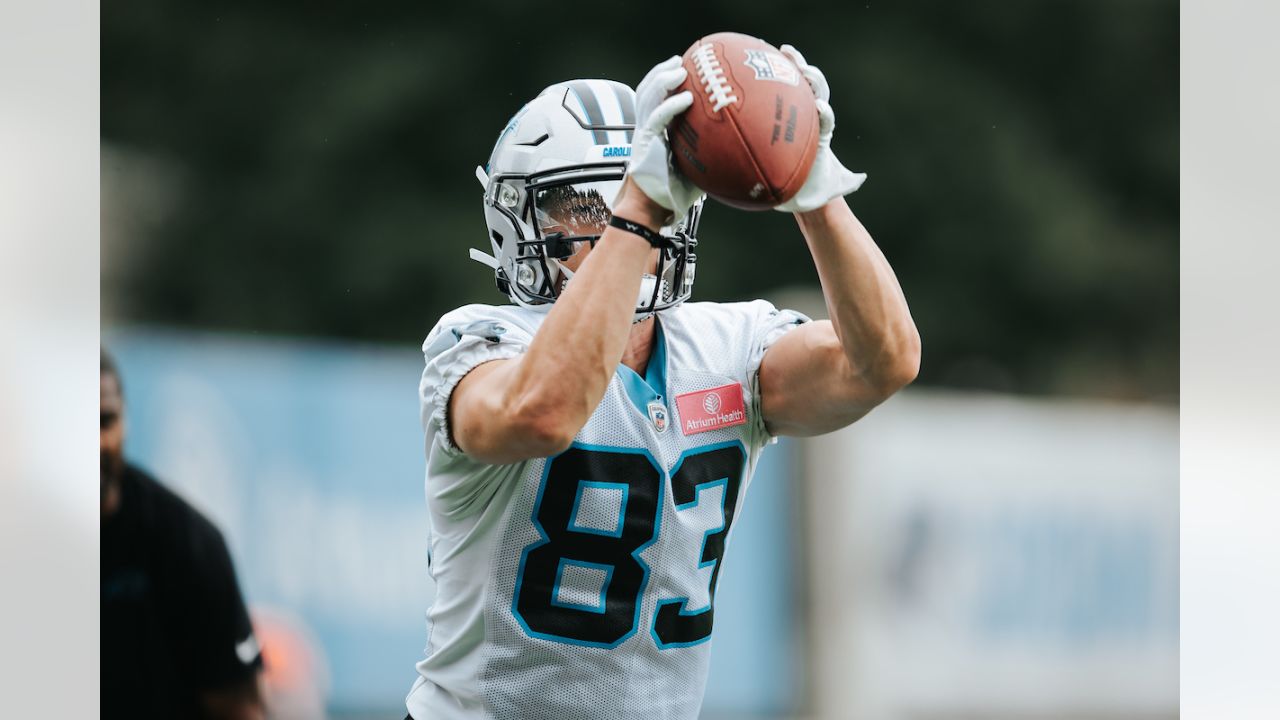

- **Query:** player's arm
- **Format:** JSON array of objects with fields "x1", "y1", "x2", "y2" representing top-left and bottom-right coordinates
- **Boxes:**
[
  {"x1": 450, "y1": 58, "x2": 697, "y2": 465},
  {"x1": 450, "y1": 187, "x2": 663, "y2": 464},
  {"x1": 759, "y1": 45, "x2": 920, "y2": 437},
  {"x1": 759, "y1": 197, "x2": 920, "y2": 436}
]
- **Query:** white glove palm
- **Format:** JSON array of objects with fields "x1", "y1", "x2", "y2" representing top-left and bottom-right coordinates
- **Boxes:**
[
  {"x1": 774, "y1": 45, "x2": 867, "y2": 214},
  {"x1": 627, "y1": 56, "x2": 704, "y2": 224}
]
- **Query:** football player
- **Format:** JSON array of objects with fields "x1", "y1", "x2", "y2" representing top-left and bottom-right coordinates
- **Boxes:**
[{"x1": 406, "y1": 49, "x2": 920, "y2": 720}]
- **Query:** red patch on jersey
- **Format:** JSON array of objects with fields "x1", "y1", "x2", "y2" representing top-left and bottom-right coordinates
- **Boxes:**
[{"x1": 675, "y1": 383, "x2": 747, "y2": 435}]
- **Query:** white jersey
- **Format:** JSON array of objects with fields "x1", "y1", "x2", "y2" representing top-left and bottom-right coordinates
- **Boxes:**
[{"x1": 406, "y1": 299, "x2": 808, "y2": 720}]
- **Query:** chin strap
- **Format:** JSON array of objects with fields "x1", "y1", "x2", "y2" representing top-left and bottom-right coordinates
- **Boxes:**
[
  {"x1": 469, "y1": 248, "x2": 499, "y2": 269},
  {"x1": 471, "y1": 167, "x2": 502, "y2": 270},
  {"x1": 636, "y1": 275, "x2": 660, "y2": 308}
]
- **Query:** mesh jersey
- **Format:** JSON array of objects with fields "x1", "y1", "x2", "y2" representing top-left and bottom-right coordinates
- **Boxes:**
[{"x1": 406, "y1": 299, "x2": 808, "y2": 720}]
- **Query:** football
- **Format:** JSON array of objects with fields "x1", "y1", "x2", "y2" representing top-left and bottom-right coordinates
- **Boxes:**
[{"x1": 669, "y1": 32, "x2": 821, "y2": 210}]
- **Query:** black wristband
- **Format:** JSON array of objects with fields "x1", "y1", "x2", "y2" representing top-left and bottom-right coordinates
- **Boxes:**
[{"x1": 609, "y1": 215, "x2": 668, "y2": 248}]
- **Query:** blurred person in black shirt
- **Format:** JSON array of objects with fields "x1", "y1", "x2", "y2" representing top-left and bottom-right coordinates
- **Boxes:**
[{"x1": 101, "y1": 349, "x2": 265, "y2": 719}]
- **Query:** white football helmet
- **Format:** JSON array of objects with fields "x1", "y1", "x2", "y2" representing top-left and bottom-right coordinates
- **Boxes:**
[{"x1": 470, "y1": 79, "x2": 703, "y2": 320}]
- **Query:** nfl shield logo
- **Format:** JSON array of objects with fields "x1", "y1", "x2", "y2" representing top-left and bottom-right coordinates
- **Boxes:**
[
  {"x1": 647, "y1": 401, "x2": 668, "y2": 434},
  {"x1": 742, "y1": 49, "x2": 800, "y2": 86}
]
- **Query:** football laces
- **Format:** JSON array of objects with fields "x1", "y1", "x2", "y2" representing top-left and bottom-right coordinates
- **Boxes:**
[{"x1": 691, "y1": 42, "x2": 739, "y2": 112}]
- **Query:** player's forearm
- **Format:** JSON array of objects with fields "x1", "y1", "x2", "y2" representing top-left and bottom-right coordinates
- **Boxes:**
[
  {"x1": 507, "y1": 206, "x2": 660, "y2": 443},
  {"x1": 795, "y1": 197, "x2": 921, "y2": 394}
]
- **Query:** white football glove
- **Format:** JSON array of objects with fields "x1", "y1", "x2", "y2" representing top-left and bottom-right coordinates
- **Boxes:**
[
  {"x1": 627, "y1": 56, "x2": 704, "y2": 224},
  {"x1": 774, "y1": 44, "x2": 867, "y2": 214}
]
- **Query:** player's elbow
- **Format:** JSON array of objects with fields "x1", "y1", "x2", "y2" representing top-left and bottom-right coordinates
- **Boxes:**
[
  {"x1": 509, "y1": 395, "x2": 580, "y2": 457},
  {"x1": 832, "y1": 330, "x2": 920, "y2": 403},
  {"x1": 871, "y1": 330, "x2": 921, "y2": 398},
  {"x1": 520, "y1": 415, "x2": 578, "y2": 457}
]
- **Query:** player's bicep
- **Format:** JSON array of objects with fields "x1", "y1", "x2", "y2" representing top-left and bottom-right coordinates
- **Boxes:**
[
  {"x1": 758, "y1": 320, "x2": 883, "y2": 437},
  {"x1": 449, "y1": 357, "x2": 566, "y2": 464},
  {"x1": 448, "y1": 358, "x2": 517, "y2": 457}
]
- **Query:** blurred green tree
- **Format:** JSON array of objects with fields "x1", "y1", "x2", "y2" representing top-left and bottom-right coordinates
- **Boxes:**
[{"x1": 102, "y1": 0, "x2": 1177, "y2": 399}]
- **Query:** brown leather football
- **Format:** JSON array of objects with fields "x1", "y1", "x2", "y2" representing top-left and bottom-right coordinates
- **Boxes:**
[{"x1": 669, "y1": 32, "x2": 820, "y2": 210}]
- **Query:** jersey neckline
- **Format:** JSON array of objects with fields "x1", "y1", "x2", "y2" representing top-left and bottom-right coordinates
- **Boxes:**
[{"x1": 615, "y1": 318, "x2": 668, "y2": 415}]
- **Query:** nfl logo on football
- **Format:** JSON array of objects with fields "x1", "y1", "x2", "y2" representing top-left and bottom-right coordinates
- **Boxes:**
[{"x1": 742, "y1": 49, "x2": 800, "y2": 86}]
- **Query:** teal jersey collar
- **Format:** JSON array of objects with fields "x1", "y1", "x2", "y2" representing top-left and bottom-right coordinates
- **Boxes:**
[{"x1": 615, "y1": 319, "x2": 668, "y2": 414}]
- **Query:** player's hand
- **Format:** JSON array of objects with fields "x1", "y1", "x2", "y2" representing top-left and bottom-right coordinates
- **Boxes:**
[
  {"x1": 627, "y1": 56, "x2": 704, "y2": 225},
  {"x1": 773, "y1": 45, "x2": 867, "y2": 214}
]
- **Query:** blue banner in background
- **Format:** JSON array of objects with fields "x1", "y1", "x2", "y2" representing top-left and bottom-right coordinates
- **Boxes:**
[{"x1": 106, "y1": 327, "x2": 796, "y2": 716}]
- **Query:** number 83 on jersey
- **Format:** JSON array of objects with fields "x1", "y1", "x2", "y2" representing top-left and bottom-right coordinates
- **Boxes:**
[{"x1": 512, "y1": 441, "x2": 746, "y2": 649}]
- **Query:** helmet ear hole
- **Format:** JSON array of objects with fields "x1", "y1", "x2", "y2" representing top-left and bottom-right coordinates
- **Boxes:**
[{"x1": 491, "y1": 230, "x2": 504, "y2": 248}]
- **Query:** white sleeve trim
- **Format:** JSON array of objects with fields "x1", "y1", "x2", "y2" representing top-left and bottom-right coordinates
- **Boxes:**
[
  {"x1": 420, "y1": 313, "x2": 532, "y2": 458},
  {"x1": 430, "y1": 342, "x2": 525, "y2": 456},
  {"x1": 746, "y1": 302, "x2": 811, "y2": 445}
]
